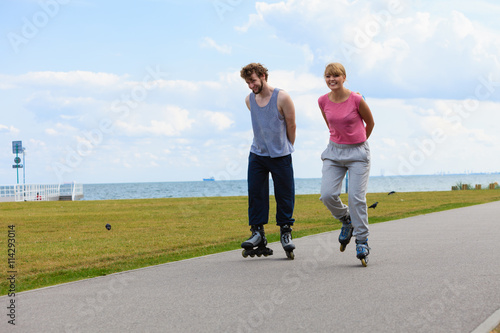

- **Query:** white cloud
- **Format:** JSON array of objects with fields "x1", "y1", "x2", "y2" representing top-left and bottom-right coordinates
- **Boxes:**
[
  {"x1": 115, "y1": 105, "x2": 194, "y2": 136},
  {"x1": 0, "y1": 124, "x2": 20, "y2": 134},
  {"x1": 45, "y1": 128, "x2": 58, "y2": 136},
  {"x1": 270, "y1": 70, "x2": 324, "y2": 94},
  {"x1": 235, "y1": 11, "x2": 264, "y2": 33},
  {"x1": 451, "y1": 10, "x2": 475, "y2": 39},
  {"x1": 26, "y1": 91, "x2": 97, "y2": 109},
  {"x1": 203, "y1": 111, "x2": 234, "y2": 130},
  {"x1": 155, "y1": 79, "x2": 222, "y2": 95},
  {"x1": 19, "y1": 71, "x2": 126, "y2": 88},
  {"x1": 238, "y1": 0, "x2": 500, "y2": 100},
  {"x1": 200, "y1": 37, "x2": 232, "y2": 54},
  {"x1": 411, "y1": 12, "x2": 440, "y2": 42},
  {"x1": 44, "y1": 123, "x2": 79, "y2": 136},
  {"x1": 0, "y1": 81, "x2": 17, "y2": 89},
  {"x1": 381, "y1": 138, "x2": 397, "y2": 147}
]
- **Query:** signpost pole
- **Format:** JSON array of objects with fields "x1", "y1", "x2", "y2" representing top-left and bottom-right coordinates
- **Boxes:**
[
  {"x1": 23, "y1": 148, "x2": 26, "y2": 185},
  {"x1": 16, "y1": 152, "x2": 19, "y2": 184}
]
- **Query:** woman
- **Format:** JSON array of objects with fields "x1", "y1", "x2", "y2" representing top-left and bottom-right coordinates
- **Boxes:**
[{"x1": 318, "y1": 62, "x2": 374, "y2": 266}]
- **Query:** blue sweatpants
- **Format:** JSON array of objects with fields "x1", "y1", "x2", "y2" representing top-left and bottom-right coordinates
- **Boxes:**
[{"x1": 247, "y1": 152, "x2": 295, "y2": 226}]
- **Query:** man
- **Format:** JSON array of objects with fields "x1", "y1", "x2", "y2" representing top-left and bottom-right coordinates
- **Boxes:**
[{"x1": 239, "y1": 63, "x2": 297, "y2": 259}]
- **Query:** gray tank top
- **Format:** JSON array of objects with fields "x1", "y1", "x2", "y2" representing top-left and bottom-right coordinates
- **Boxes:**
[{"x1": 249, "y1": 88, "x2": 294, "y2": 158}]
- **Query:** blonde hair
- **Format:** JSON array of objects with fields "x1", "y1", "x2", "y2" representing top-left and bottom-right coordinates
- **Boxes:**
[{"x1": 324, "y1": 62, "x2": 346, "y2": 77}]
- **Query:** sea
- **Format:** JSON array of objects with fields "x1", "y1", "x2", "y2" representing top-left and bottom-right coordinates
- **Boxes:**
[{"x1": 81, "y1": 173, "x2": 500, "y2": 201}]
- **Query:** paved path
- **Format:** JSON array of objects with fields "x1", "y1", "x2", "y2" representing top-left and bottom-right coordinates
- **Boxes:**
[{"x1": 2, "y1": 201, "x2": 500, "y2": 332}]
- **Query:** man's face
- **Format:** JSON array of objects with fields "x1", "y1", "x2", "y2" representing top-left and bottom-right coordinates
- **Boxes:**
[{"x1": 245, "y1": 73, "x2": 264, "y2": 94}]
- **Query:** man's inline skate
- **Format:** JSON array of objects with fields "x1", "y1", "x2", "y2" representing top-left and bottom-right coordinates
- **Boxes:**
[
  {"x1": 338, "y1": 214, "x2": 353, "y2": 252},
  {"x1": 356, "y1": 239, "x2": 370, "y2": 267},
  {"x1": 280, "y1": 224, "x2": 295, "y2": 260},
  {"x1": 241, "y1": 224, "x2": 273, "y2": 258}
]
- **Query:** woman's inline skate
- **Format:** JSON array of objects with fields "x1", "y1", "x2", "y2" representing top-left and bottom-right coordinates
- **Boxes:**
[
  {"x1": 356, "y1": 239, "x2": 370, "y2": 267},
  {"x1": 338, "y1": 214, "x2": 353, "y2": 252}
]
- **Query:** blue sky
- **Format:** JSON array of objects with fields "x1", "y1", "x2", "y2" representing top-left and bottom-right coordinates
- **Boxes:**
[{"x1": 1, "y1": 0, "x2": 500, "y2": 184}]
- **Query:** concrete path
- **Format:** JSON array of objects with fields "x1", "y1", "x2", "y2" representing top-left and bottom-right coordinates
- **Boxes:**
[{"x1": 2, "y1": 201, "x2": 500, "y2": 332}]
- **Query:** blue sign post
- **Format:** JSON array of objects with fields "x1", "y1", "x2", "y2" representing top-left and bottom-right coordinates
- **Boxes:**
[{"x1": 12, "y1": 141, "x2": 24, "y2": 184}]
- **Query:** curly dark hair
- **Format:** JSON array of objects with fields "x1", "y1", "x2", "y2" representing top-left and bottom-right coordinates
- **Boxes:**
[{"x1": 240, "y1": 63, "x2": 269, "y2": 81}]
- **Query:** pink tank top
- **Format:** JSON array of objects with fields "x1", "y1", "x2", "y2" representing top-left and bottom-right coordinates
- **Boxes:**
[{"x1": 318, "y1": 91, "x2": 366, "y2": 144}]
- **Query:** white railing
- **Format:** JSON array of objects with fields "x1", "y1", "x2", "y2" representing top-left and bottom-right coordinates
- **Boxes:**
[
  {"x1": 22, "y1": 184, "x2": 60, "y2": 201},
  {"x1": 59, "y1": 182, "x2": 84, "y2": 201},
  {"x1": 0, "y1": 186, "x2": 16, "y2": 201},
  {"x1": 0, "y1": 183, "x2": 84, "y2": 202}
]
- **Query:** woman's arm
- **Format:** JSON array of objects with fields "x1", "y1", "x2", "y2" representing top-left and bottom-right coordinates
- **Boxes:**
[{"x1": 358, "y1": 98, "x2": 374, "y2": 139}]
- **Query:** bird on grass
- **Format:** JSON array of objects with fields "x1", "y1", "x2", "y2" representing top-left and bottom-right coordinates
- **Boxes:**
[
  {"x1": 388, "y1": 191, "x2": 396, "y2": 195},
  {"x1": 368, "y1": 202, "x2": 378, "y2": 209}
]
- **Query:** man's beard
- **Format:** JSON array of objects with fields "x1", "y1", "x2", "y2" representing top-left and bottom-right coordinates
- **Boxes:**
[{"x1": 253, "y1": 80, "x2": 264, "y2": 94}]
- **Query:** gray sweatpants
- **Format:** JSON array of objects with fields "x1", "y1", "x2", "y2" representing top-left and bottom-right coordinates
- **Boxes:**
[{"x1": 319, "y1": 140, "x2": 371, "y2": 241}]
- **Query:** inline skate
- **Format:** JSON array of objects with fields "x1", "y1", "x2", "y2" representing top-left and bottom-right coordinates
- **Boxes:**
[
  {"x1": 356, "y1": 239, "x2": 370, "y2": 267},
  {"x1": 280, "y1": 224, "x2": 295, "y2": 260},
  {"x1": 339, "y1": 214, "x2": 353, "y2": 252},
  {"x1": 241, "y1": 224, "x2": 273, "y2": 258}
]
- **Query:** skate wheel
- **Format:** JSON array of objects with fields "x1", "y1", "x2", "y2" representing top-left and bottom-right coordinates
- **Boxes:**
[
  {"x1": 286, "y1": 251, "x2": 295, "y2": 260},
  {"x1": 340, "y1": 244, "x2": 346, "y2": 252},
  {"x1": 242, "y1": 250, "x2": 248, "y2": 258},
  {"x1": 257, "y1": 253, "x2": 262, "y2": 257},
  {"x1": 361, "y1": 258, "x2": 367, "y2": 267},
  {"x1": 250, "y1": 253, "x2": 255, "y2": 258}
]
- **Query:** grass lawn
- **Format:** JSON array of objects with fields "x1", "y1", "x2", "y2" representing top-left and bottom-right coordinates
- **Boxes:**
[{"x1": 1, "y1": 189, "x2": 499, "y2": 295}]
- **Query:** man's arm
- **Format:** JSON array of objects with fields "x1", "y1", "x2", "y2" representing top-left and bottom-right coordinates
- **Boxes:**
[
  {"x1": 278, "y1": 91, "x2": 296, "y2": 145},
  {"x1": 244, "y1": 94, "x2": 251, "y2": 111}
]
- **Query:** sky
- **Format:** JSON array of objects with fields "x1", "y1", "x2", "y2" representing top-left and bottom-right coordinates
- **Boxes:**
[{"x1": 1, "y1": 0, "x2": 500, "y2": 185}]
